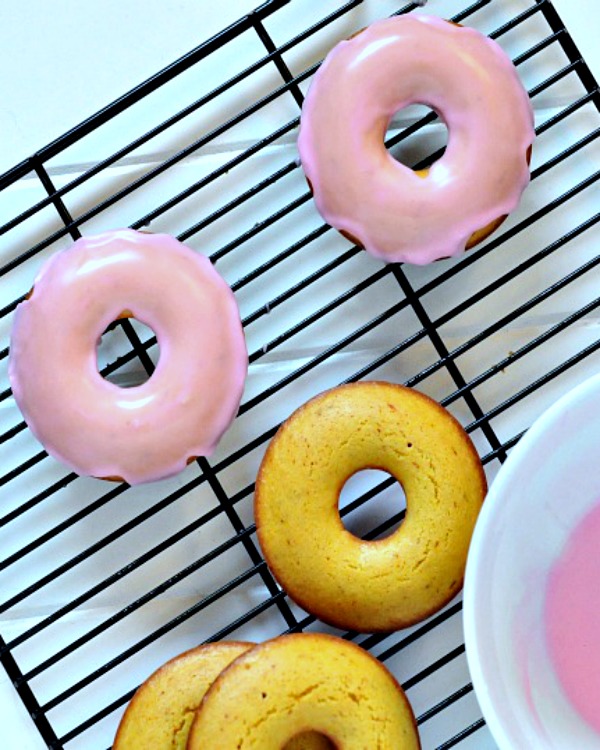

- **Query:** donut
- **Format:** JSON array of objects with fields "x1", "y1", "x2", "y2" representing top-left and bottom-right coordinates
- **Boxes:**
[
  {"x1": 8, "y1": 229, "x2": 247, "y2": 485},
  {"x1": 113, "y1": 640, "x2": 332, "y2": 750},
  {"x1": 297, "y1": 14, "x2": 535, "y2": 264},
  {"x1": 113, "y1": 642, "x2": 253, "y2": 749},
  {"x1": 255, "y1": 382, "x2": 487, "y2": 631},
  {"x1": 187, "y1": 633, "x2": 420, "y2": 748}
]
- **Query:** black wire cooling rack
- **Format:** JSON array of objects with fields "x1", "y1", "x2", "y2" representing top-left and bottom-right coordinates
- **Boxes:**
[{"x1": 0, "y1": 0, "x2": 599, "y2": 747}]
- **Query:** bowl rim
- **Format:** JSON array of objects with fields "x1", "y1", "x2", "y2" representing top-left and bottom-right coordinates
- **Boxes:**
[{"x1": 463, "y1": 371, "x2": 600, "y2": 749}]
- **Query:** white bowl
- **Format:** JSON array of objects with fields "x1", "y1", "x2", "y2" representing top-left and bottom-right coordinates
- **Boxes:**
[{"x1": 464, "y1": 373, "x2": 600, "y2": 749}]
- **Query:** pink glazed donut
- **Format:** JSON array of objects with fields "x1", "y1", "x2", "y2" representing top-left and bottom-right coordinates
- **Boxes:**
[
  {"x1": 9, "y1": 230, "x2": 247, "y2": 485},
  {"x1": 298, "y1": 14, "x2": 535, "y2": 265}
]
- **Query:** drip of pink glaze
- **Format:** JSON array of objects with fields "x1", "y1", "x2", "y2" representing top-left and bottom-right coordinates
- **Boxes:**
[
  {"x1": 297, "y1": 14, "x2": 535, "y2": 265},
  {"x1": 545, "y1": 500, "x2": 600, "y2": 735},
  {"x1": 9, "y1": 229, "x2": 248, "y2": 485}
]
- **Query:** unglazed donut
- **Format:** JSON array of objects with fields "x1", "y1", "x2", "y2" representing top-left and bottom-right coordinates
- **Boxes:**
[
  {"x1": 9, "y1": 229, "x2": 247, "y2": 485},
  {"x1": 298, "y1": 14, "x2": 535, "y2": 264},
  {"x1": 255, "y1": 382, "x2": 487, "y2": 631},
  {"x1": 113, "y1": 641, "x2": 332, "y2": 750},
  {"x1": 113, "y1": 642, "x2": 253, "y2": 749},
  {"x1": 187, "y1": 633, "x2": 420, "y2": 748}
]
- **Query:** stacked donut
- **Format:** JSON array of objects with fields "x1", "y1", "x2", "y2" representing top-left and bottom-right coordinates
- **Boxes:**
[{"x1": 113, "y1": 634, "x2": 420, "y2": 749}]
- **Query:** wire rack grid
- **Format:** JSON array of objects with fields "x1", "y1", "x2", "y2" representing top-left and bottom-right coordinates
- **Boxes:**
[{"x1": 0, "y1": 0, "x2": 599, "y2": 747}]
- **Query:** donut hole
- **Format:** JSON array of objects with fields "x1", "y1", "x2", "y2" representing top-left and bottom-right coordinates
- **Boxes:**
[
  {"x1": 284, "y1": 731, "x2": 334, "y2": 749},
  {"x1": 96, "y1": 316, "x2": 159, "y2": 387},
  {"x1": 338, "y1": 469, "x2": 406, "y2": 541},
  {"x1": 386, "y1": 103, "x2": 449, "y2": 173}
]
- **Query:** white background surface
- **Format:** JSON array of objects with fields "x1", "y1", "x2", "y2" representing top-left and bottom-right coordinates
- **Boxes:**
[
  {"x1": 1, "y1": 0, "x2": 597, "y2": 176},
  {"x1": 0, "y1": 1, "x2": 598, "y2": 748}
]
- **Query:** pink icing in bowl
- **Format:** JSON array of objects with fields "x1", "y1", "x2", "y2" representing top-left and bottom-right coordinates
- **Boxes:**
[
  {"x1": 464, "y1": 372, "x2": 600, "y2": 749},
  {"x1": 545, "y1": 499, "x2": 600, "y2": 736}
]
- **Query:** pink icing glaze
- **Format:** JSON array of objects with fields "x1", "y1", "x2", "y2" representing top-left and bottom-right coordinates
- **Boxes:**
[
  {"x1": 297, "y1": 14, "x2": 535, "y2": 265},
  {"x1": 545, "y1": 500, "x2": 600, "y2": 735},
  {"x1": 9, "y1": 229, "x2": 248, "y2": 485}
]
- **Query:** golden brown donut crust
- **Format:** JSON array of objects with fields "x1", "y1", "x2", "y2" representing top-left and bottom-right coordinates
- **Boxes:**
[
  {"x1": 113, "y1": 641, "x2": 253, "y2": 750},
  {"x1": 187, "y1": 633, "x2": 420, "y2": 748},
  {"x1": 255, "y1": 382, "x2": 487, "y2": 632},
  {"x1": 113, "y1": 640, "x2": 333, "y2": 750}
]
